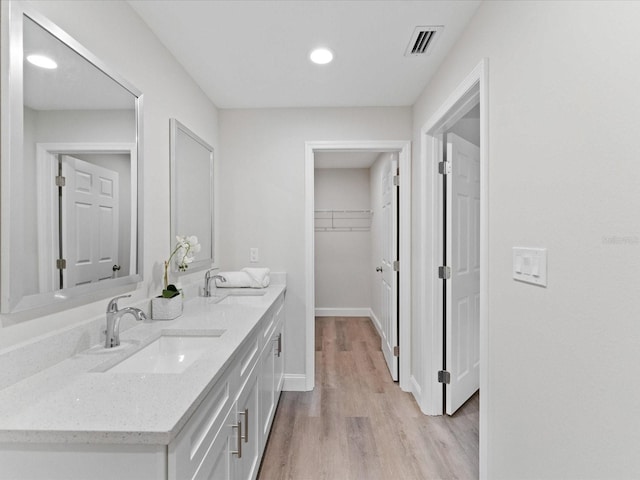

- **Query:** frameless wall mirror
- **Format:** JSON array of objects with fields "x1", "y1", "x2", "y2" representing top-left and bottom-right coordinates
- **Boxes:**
[
  {"x1": 170, "y1": 119, "x2": 214, "y2": 272},
  {"x1": 0, "y1": 2, "x2": 143, "y2": 315}
]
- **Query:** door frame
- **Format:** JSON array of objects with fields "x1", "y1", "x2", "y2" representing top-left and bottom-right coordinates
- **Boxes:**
[
  {"x1": 418, "y1": 59, "x2": 489, "y2": 477},
  {"x1": 304, "y1": 140, "x2": 412, "y2": 392},
  {"x1": 35, "y1": 142, "x2": 137, "y2": 293}
]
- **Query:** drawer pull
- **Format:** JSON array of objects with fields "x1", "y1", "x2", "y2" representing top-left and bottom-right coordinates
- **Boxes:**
[
  {"x1": 276, "y1": 333, "x2": 282, "y2": 357},
  {"x1": 239, "y1": 408, "x2": 249, "y2": 443},
  {"x1": 231, "y1": 421, "x2": 242, "y2": 458}
]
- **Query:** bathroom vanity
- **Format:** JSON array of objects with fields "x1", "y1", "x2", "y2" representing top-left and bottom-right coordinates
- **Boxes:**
[{"x1": 0, "y1": 285, "x2": 286, "y2": 480}]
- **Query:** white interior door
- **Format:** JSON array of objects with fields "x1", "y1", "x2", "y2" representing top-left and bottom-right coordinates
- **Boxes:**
[
  {"x1": 380, "y1": 156, "x2": 399, "y2": 381},
  {"x1": 446, "y1": 133, "x2": 480, "y2": 415},
  {"x1": 61, "y1": 155, "x2": 119, "y2": 287}
]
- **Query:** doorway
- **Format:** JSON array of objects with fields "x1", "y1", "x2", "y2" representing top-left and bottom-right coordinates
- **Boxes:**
[
  {"x1": 442, "y1": 114, "x2": 481, "y2": 415},
  {"x1": 35, "y1": 142, "x2": 136, "y2": 295},
  {"x1": 419, "y1": 59, "x2": 488, "y2": 476},
  {"x1": 314, "y1": 152, "x2": 398, "y2": 380},
  {"x1": 304, "y1": 141, "x2": 411, "y2": 392}
]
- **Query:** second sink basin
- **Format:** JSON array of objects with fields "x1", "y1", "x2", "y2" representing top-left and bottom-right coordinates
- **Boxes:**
[
  {"x1": 108, "y1": 331, "x2": 225, "y2": 374},
  {"x1": 214, "y1": 290, "x2": 266, "y2": 305}
]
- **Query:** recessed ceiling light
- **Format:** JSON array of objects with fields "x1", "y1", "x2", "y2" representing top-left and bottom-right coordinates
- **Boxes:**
[
  {"x1": 26, "y1": 54, "x2": 57, "y2": 69},
  {"x1": 309, "y1": 48, "x2": 333, "y2": 65}
]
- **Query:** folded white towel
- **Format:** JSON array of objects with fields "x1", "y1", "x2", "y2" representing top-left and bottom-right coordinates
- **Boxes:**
[
  {"x1": 215, "y1": 271, "x2": 251, "y2": 288},
  {"x1": 215, "y1": 268, "x2": 271, "y2": 288},
  {"x1": 242, "y1": 267, "x2": 270, "y2": 288}
]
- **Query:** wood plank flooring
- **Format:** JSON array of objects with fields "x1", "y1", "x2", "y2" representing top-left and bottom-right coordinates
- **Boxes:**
[{"x1": 258, "y1": 316, "x2": 479, "y2": 480}]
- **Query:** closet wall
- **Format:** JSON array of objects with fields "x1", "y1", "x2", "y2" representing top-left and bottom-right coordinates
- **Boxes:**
[{"x1": 314, "y1": 168, "x2": 371, "y2": 315}]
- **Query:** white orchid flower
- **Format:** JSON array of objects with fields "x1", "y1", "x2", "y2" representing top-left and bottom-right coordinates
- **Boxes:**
[{"x1": 164, "y1": 233, "x2": 202, "y2": 285}]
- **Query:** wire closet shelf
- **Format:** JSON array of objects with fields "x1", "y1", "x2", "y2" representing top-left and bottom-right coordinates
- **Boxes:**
[{"x1": 314, "y1": 209, "x2": 373, "y2": 232}]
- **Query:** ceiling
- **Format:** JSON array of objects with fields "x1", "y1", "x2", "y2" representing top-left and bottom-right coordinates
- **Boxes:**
[
  {"x1": 128, "y1": 0, "x2": 481, "y2": 109},
  {"x1": 24, "y1": 14, "x2": 135, "y2": 111}
]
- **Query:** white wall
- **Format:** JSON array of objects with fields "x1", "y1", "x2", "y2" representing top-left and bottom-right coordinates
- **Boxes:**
[
  {"x1": 412, "y1": 1, "x2": 640, "y2": 477},
  {"x1": 314, "y1": 168, "x2": 371, "y2": 311},
  {"x1": 219, "y1": 107, "x2": 411, "y2": 381},
  {"x1": 0, "y1": 0, "x2": 219, "y2": 348}
]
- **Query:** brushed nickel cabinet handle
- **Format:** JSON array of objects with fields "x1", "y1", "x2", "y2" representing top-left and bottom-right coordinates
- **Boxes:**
[
  {"x1": 239, "y1": 408, "x2": 249, "y2": 443},
  {"x1": 277, "y1": 333, "x2": 282, "y2": 357},
  {"x1": 231, "y1": 420, "x2": 242, "y2": 458}
]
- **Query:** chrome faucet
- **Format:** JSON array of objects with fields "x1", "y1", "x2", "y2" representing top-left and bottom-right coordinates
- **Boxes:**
[
  {"x1": 204, "y1": 268, "x2": 226, "y2": 297},
  {"x1": 105, "y1": 295, "x2": 147, "y2": 348}
]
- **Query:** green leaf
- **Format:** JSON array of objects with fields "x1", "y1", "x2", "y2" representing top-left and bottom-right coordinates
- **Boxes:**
[{"x1": 162, "y1": 284, "x2": 180, "y2": 298}]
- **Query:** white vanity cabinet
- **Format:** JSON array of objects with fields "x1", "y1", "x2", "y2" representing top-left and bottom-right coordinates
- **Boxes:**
[
  {"x1": 186, "y1": 367, "x2": 260, "y2": 480},
  {"x1": 169, "y1": 292, "x2": 285, "y2": 480},
  {"x1": 0, "y1": 288, "x2": 286, "y2": 480}
]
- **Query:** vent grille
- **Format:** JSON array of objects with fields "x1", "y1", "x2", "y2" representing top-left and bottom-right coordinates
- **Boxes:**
[{"x1": 405, "y1": 26, "x2": 443, "y2": 56}]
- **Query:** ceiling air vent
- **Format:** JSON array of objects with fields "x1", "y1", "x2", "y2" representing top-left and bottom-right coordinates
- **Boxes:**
[{"x1": 405, "y1": 26, "x2": 444, "y2": 57}]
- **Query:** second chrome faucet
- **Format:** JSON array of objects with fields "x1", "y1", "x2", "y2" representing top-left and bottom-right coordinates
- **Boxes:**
[{"x1": 203, "y1": 268, "x2": 226, "y2": 297}]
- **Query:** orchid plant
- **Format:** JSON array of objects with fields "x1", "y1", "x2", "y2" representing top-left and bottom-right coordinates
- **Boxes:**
[{"x1": 162, "y1": 235, "x2": 201, "y2": 298}]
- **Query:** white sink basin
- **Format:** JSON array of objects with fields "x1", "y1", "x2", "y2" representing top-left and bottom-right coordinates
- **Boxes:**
[{"x1": 108, "y1": 332, "x2": 225, "y2": 374}]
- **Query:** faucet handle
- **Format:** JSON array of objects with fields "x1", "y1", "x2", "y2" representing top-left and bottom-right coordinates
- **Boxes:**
[{"x1": 107, "y1": 294, "x2": 131, "y2": 313}]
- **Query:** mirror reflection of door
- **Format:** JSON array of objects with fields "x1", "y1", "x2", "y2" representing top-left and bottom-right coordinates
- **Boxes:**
[{"x1": 59, "y1": 155, "x2": 119, "y2": 288}]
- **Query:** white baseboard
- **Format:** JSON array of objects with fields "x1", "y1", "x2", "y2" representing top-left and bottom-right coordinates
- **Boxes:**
[
  {"x1": 410, "y1": 374, "x2": 422, "y2": 397},
  {"x1": 283, "y1": 374, "x2": 308, "y2": 391},
  {"x1": 368, "y1": 309, "x2": 382, "y2": 337},
  {"x1": 314, "y1": 307, "x2": 371, "y2": 317}
]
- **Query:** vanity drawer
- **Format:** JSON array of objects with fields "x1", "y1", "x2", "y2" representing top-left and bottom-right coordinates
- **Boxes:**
[
  {"x1": 261, "y1": 293, "x2": 284, "y2": 345},
  {"x1": 168, "y1": 364, "x2": 237, "y2": 480},
  {"x1": 237, "y1": 335, "x2": 260, "y2": 388}
]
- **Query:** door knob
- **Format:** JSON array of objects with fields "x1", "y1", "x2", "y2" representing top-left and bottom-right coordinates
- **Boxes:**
[{"x1": 376, "y1": 266, "x2": 383, "y2": 272}]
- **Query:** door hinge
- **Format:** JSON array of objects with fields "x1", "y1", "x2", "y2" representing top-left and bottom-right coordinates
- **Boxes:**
[
  {"x1": 56, "y1": 258, "x2": 67, "y2": 270},
  {"x1": 393, "y1": 260, "x2": 400, "y2": 272},
  {"x1": 55, "y1": 175, "x2": 66, "y2": 187},
  {"x1": 438, "y1": 370, "x2": 451, "y2": 384},
  {"x1": 393, "y1": 175, "x2": 400, "y2": 187},
  {"x1": 393, "y1": 345, "x2": 399, "y2": 357},
  {"x1": 438, "y1": 161, "x2": 451, "y2": 175},
  {"x1": 438, "y1": 265, "x2": 451, "y2": 279}
]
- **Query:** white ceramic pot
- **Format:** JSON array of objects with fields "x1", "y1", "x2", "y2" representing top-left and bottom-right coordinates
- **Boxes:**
[{"x1": 151, "y1": 294, "x2": 183, "y2": 320}]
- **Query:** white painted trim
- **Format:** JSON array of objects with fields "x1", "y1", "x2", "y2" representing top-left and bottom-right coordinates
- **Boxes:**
[
  {"x1": 282, "y1": 374, "x2": 307, "y2": 392},
  {"x1": 305, "y1": 140, "x2": 412, "y2": 393},
  {"x1": 418, "y1": 59, "x2": 489, "y2": 478},
  {"x1": 410, "y1": 374, "x2": 422, "y2": 398},
  {"x1": 304, "y1": 143, "x2": 316, "y2": 392},
  {"x1": 368, "y1": 308, "x2": 382, "y2": 338},
  {"x1": 478, "y1": 59, "x2": 490, "y2": 480},
  {"x1": 314, "y1": 308, "x2": 371, "y2": 317}
]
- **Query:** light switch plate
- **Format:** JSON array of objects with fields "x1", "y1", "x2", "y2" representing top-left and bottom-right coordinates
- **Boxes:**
[{"x1": 513, "y1": 247, "x2": 547, "y2": 287}]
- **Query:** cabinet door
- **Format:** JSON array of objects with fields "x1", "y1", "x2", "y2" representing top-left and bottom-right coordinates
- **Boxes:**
[
  {"x1": 236, "y1": 370, "x2": 260, "y2": 480},
  {"x1": 258, "y1": 339, "x2": 275, "y2": 453},
  {"x1": 192, "y1": 407, "x2": 237, "y2": 480},
  {"x1": 168, "y1": 366, "x2": 235, "y2": 480},
  {"x1": 273, "y1": 301, "x2": 285, "y2": 397},
  {"x1": 274, "y1": 325, "x2": 284, "y2": 397}
]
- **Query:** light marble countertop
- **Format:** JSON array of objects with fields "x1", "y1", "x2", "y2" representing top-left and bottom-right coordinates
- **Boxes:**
[{"x1": 0, "y1": 285, "x2": 286, "y2": 445}]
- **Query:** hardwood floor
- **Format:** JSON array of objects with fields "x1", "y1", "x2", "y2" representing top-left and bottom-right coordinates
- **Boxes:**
[{"x1": 257, "y1": 317, "x2": 479, "y2": 480}]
